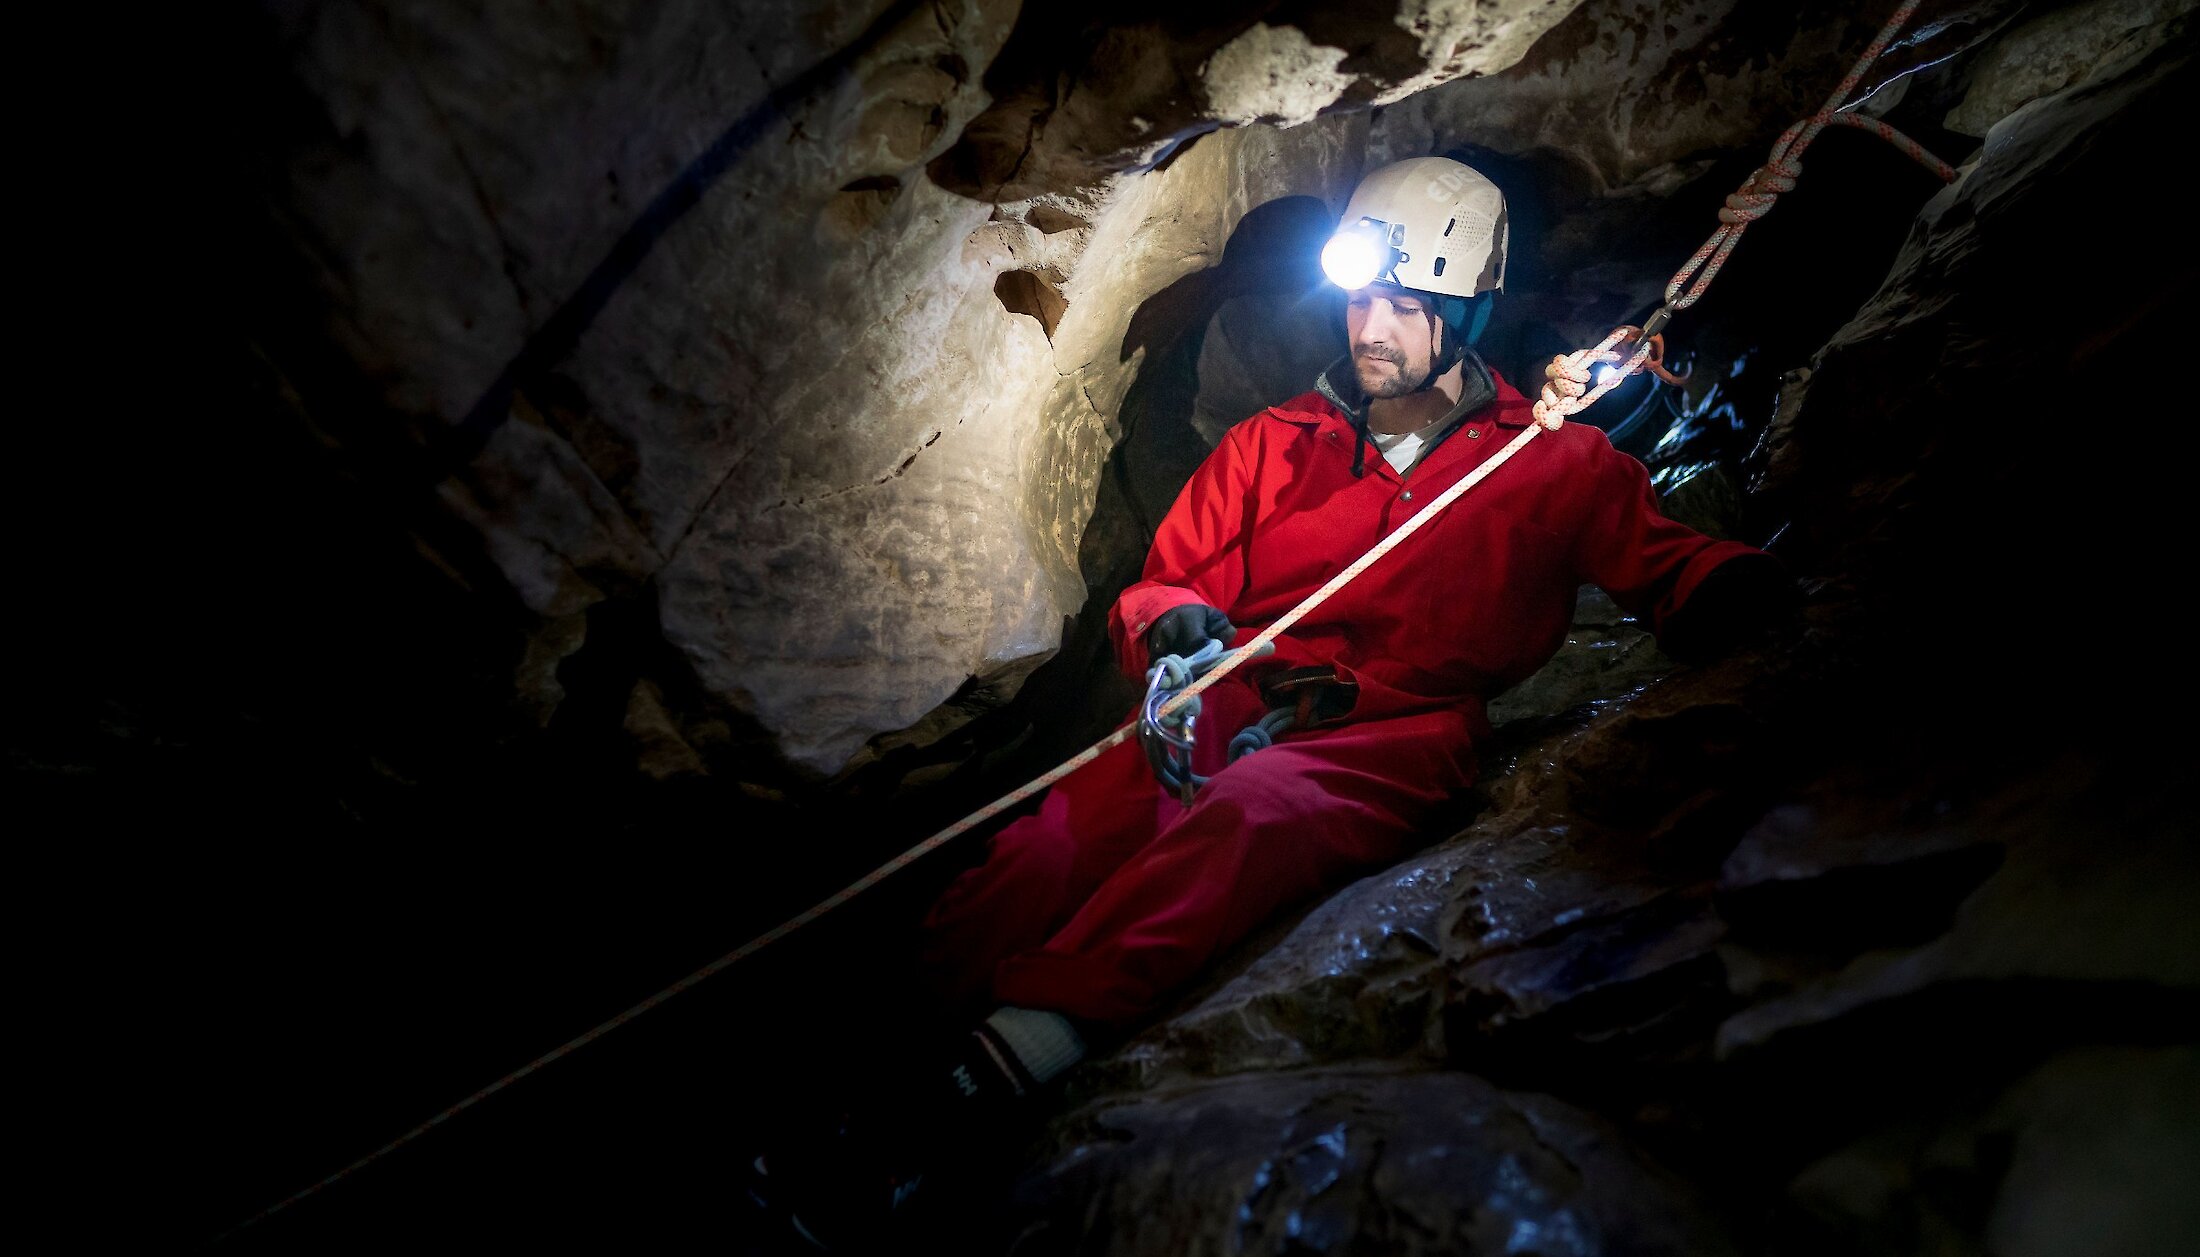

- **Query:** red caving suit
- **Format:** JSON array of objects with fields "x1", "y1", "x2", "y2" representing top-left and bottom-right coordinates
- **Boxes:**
[{"x1": 918, "y1": 363, "x2": 1766, "y2": 1029}]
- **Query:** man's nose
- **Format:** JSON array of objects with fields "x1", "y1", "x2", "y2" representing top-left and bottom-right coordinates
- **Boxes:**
[{"x1": 1361, "y1": 299, "x2": 1406, "y2": 340}]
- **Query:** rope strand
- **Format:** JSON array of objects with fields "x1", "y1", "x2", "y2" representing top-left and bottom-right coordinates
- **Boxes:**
[
  {"x1": 216, "y1": 1, "x2": 1961, "y2": 1240},
  {"x1": 1664, "y1": 0, "x2": 1953, "y2": 312}
]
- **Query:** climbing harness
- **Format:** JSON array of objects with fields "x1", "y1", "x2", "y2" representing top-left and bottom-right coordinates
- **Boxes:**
[
  {"x1": 1139, "y1": 640, "x2": 1359, "y2": 803},
  {"x1": 216, "y1": 2, "x2": 1963, "y2": 1241},
  {"x1": 1140, "y1": 637, "x2": 1274, "y2": 804},
  {"x1": 1143, "y1": 644, "x2": 1371, "y2": 802}
]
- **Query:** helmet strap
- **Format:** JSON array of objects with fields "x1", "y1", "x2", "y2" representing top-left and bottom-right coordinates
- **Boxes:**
[
  {"x1": 1409, "y1": 292, "x2": 1496, "y2": 393},
  {"x1": 1411, "y1": 295, "x2": 1472, "y2": 395},
  {"x1": 1463, "y1": 292, "x2": 1494, "y2": 346}
]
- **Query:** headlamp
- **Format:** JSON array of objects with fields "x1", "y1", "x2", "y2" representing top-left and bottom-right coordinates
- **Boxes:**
[{"x1": 1321, "y1": 216, "x2": 1406, "y2": 290}]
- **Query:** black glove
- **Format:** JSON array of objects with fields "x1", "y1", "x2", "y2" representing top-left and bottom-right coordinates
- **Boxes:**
[
  {"x1": 1657, "y1": 554, "x2": 1803, "y2": 664},
  {"x1": 1147, "y1": 603, "x2": 1236, "y2": 662}
]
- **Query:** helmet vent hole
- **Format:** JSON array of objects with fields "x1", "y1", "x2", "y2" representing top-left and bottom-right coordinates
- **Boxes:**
[
  {"x1": 1432, "y1": 257, "x2": 1448, "y2": 277},
  {"x1": 1444, "y1": 218, "x2": 1456, "y2": 237}
]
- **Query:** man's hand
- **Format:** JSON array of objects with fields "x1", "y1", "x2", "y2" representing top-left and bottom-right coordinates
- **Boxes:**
[
  {"x1": 1147, "y1": 603, "x2": 1236, "y2": 662},
  {"x1": 1658, "y1": 554, "x2": 1803, "y2": 663}
]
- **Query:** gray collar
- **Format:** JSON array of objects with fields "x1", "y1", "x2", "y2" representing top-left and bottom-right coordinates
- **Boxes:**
[{"x1": 1315, "y1": 350, "x2": 1498, "y2": 476}]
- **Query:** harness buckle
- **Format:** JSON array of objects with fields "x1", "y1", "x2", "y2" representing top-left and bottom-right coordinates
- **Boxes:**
[{"x1": 1256, "y1": 665, "x2": 1360, "y2": 728}]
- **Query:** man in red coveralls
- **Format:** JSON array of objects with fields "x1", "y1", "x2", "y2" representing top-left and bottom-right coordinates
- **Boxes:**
[{"x1": 755, "y1": 156, "x2": 1795, "y2": 1249}]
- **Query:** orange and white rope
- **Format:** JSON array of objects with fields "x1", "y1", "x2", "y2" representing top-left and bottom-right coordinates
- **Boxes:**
[
  {"x1": 219, "y1": 2, "x2": 1961, "y2": 1239},
  {"x1": 1665, "y1": 0, "x2": 1956, "y2": 314}
]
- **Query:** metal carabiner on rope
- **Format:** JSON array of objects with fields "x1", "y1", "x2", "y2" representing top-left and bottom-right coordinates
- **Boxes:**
[
  {"x1": 1139, "y1": 637, "x2": 1273, "y2": 804},
  {"x1": 1140, "y1": 649, "x2": 1206, "y2": 806}
]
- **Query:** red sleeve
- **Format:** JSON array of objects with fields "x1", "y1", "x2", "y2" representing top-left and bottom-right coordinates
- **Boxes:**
[
  {"x1": 1569, "y1": 434, "x2": 1765, "y2": 636},
  {"x1": 1107, "y1": 427, "x2": 1256, "y2": 679}
]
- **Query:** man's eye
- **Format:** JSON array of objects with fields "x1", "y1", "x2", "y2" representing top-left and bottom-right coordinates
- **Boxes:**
[{"x1": 1394, "y1": 303, "x2": 1422, "y2": 315}]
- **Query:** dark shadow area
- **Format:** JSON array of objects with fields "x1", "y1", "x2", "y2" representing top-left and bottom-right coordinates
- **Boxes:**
[
  {"x1": 28, "y1": 11, "x2": 1013, "y2": 1248},
  {"x1": 927, "y1": 4, "x2": 1272, "y2": 202},
  {"x1": 49, "y1": 6, "x2": 2192, "y2": 1249},
  {"x1": 26, "y1": 327, "x2": 988, "y2": 1249}
]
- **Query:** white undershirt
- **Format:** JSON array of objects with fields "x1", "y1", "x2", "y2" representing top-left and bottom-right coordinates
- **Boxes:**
[{"x1": 1366, "y1": 409, "x2": 1459, "y2": 474}]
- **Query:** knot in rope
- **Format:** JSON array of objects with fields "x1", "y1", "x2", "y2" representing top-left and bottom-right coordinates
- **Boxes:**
[
  {"x1": 1718, "y1": 157, "x2": 1801, "y2": 225},
  {"x1": 1143, "y1": 641, "x2": 1220, "y2": 745},
  {"x1": 1532, "y1": 326, "x2": 1658, "y2": 429},
  {"x1": 1662, "y1": 0, "x2": 1953, "y2": 313},
  {"x1": 1147, "y1": 651, "x2": 1201, "y2": 716},
  {"x1": 1538, "y1": 351, "x2": 1591, "y2": 402},
  {"x1": 1529, "y1": 349, "x2": 1592, "y2": 430},
  {"x1": 204, "y1": 15, "x2": 1981, "y2": 1239},
  {"x1": 1227, "y1": 707, "x2": 1300, "y2": 762}
]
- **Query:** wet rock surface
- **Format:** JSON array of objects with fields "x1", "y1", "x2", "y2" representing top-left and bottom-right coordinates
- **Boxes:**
[
  {"x1": 997, "y1": 17, "x2": 2199, "y2": 1257},
  {"x1": 58, "y1": 1, "x2": 2200, "y2": 1251},
  {"x1": 1007, "y1": 1067, "x2": 1739, "y2": 1257}
]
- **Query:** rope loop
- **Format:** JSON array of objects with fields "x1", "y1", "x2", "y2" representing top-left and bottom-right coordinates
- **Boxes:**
[
  {"x1": 1631, "y1": 330, "x2": 1688, "y2": 387},
  {"x1": 1532, "y1": 325, "x2": 1657, "y2": 429},
  {"x1": 1718, "y1": 157, "x2": 1802, "y2": 225},
  {"x1": 1655, "y1": 0, "x2": 1955, "y2": 316},
  {"x1": 219, "y1": 10, "x2": 1956, "y2": 1215},
  {"x1": 1148, "y1": 651, "x2": 1200, "y2": 715},
  {"x1": 1140, "y1": 637, "x2": 1274, "y2": 800},
  {"x1": 1227, "y1": 707, "x2": 1300, "y2": 762}
]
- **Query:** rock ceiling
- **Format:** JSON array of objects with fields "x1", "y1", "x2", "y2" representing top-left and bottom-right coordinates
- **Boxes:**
[{"x1": 143, "y1": 2, "x2": 2198, "y2": 1249}]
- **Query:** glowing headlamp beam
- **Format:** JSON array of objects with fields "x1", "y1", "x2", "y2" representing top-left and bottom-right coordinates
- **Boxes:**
[
  {"x1": 1321, "y1": 233, "x2": 1384, "y2": 289},
  {"x1": 1321, "y1": 219, "x2": 1399, "y2": 290}
]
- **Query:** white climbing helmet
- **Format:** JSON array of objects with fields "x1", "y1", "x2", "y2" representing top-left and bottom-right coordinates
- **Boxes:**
[{"x1": 1320, "y1": 156, "x2": 1508, "y2": 298}]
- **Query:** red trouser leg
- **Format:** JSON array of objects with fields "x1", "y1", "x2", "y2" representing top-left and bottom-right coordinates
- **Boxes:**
[
  {"x1": 919, "y1": 689, "x2": 1475, "y2": 1031},
  {"x1": 913, "y1": 726, "x2": 1171, "y2": 1019}
]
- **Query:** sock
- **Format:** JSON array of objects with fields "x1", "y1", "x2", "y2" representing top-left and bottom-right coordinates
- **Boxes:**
[
  {"x1": 934, "y1": 1006, "x2": 1087, "y2": 1116},
  {"x1": 981, "y1": 1007, "x2": 1086, "y2": 1087}
]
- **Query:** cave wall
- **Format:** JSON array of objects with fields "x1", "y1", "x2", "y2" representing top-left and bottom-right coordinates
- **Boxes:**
[
  {"x1": 224, "y1": 0, "x2": 2073, "y2": 786},
  {"x1": 63, "y1": 0, "x2": 2200, "y2": 1248},
  {"x1": 234, "y1": 0, "x2": 1622, "y2": 779},
  {"x1": 995, "y1": 11, "x2": 2200, "y2": 1256}
]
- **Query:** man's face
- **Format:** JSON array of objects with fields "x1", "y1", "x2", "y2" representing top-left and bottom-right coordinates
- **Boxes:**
[{"x1": 1347, "y1": 284, "x2": 1437, "y2": 398}]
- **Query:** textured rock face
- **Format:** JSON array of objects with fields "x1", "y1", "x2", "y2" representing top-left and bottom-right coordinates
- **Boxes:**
[
  {"x1": 1010, "y1": 1068, "x2": 1738, "y2": 1256},
  {"x1": 999, "y1": 17, "x2": 2200, "y2": 1257},
  {"x1": 1943, "y1": 0, "x2": 2188, "y2": 135},
  {"x1": 250, "y1": 0, "x2": 1617, "y2": 775},
  {"x1": 240, "y1": 0, "x2": 2025, "y2": 778},
  {"x1": 192, "y1": 2, "x2": 2200, "y2": 1249},
  {"x1": 932, "y1": 1, "x2": 1588, "y2": 202}
]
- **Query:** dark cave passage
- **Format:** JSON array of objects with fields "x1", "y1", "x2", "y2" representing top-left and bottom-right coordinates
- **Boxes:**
[{"x1": 27, "y1": 2, "x2": 2199, "y2": 1252}]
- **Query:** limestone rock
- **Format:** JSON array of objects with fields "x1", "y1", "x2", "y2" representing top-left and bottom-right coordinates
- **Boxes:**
[
  {"x1": 1484, "y1": 587, "x2": 1670, "y2": 727},
  {"x1": 1200, "y1": 23, "x2": 1357, "y2": 129},
  {"x1": 931, "y1": 2, "x2": 1586, "y2": 204},
  {"x1": 195, "y1": 2, "x2": 2200, "y2": 1249},
  {"x1": 1944, "y1": 0, "x2": 2190, "y2": 136},
  {"x1": 1016, "y1": 1066, "x2": 1738, "y2": 1257},
  {"x1": 653, "y1": 117, "x2": 1372, "y2": 771},
  {"x1": 1780, "y1": 1047, "x2": 2200, "y2": 1256},
  {"x1": 250, "y1": 0, "x2": 2028, "y2": 778},
  {"x1": 255, "y1": 0, "x2": 898, "y2": 424},
  {"x1": 1714, "y1": 753, "x2": 2200, "y2": 1059},
  {"x1": 1979, "y1": 1047, "x2": 2200, "y2": 1257}
]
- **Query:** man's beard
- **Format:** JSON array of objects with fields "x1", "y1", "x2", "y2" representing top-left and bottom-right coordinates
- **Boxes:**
[{"x1": 1354, "y1": 347, "x2": 1428, "y2": 398}]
